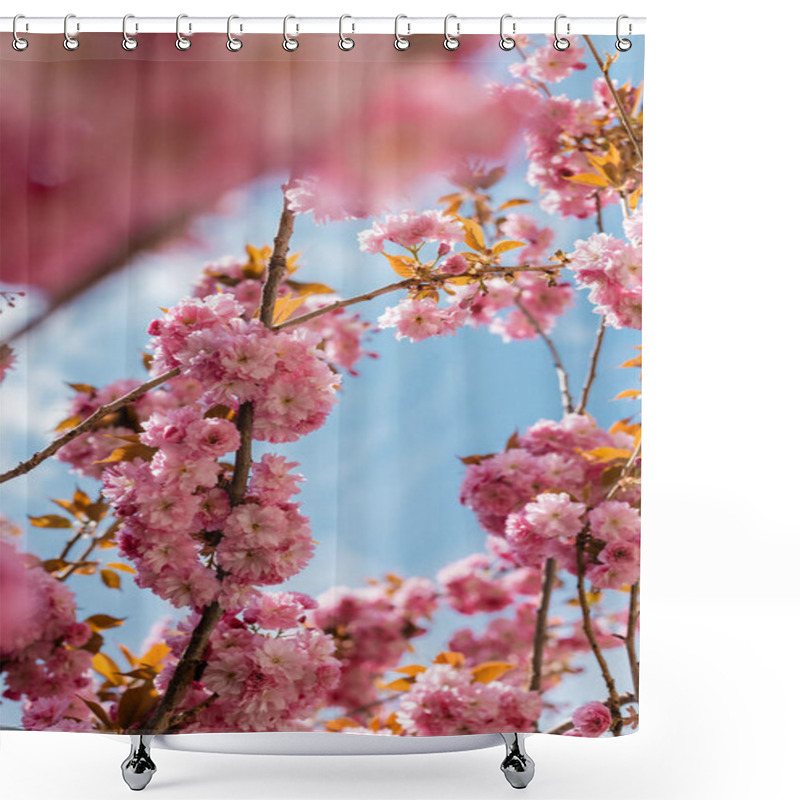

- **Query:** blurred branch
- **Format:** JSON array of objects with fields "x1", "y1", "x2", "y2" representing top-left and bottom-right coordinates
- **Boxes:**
[
  {"x1": 576, "y1": 318, "x2": 606, "y2": 414},
  {"x1": 626, "y1": 581, "x2": 640, "y2": 700},
  {"x1": 529, "y1": 557, "x2": 557, "y2": 696}
]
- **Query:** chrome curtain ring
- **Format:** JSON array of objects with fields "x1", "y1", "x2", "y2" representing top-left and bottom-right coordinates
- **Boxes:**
[
  {"x1": 12, "y1": 14, "x2": 28, "y2": 51},
  {"x1": 394, "y1": 14, "x2": 410, "y2": 51},
  {"x1": 63, "y1": 13, "x2": 79, "y2": 51},
  {"x1": 616, "y1": 14, "x2": 632, "y2": 51},
  {"x1": 338, "y1": 14, "x2": 355, "y2": 50},
  {"x1": 227, "y1": 15, "x2": 243, "y2": 51},
  {"x1": 122, "y1": 14, "x2": 138, "y2": 51},
  {"x1": 499, "y1": 14, "x2": 516, "y2": 50},
  {"x1": 553, "y1": 14, "x2": 570, "y2": 51},
  {"x1": 283, "y1": 15, "x2": 299, "y2": 51},
  {"x1": 443, "y1": 14, "x2": 460, "y2": 51},
  {"x1": 176, "y1": 13, "x2": 191, "y2": 51}
]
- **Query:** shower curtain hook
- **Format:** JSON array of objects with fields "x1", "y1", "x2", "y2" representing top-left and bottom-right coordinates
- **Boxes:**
[
  {"x1": 553, "y1": 14, "x2": 570, "y2": 51},
  {"x1": 394, "y1": 15, "x2": 410, "y2": 50},
  {"x1": 443, "y1": 14, "x2": 460, "y2": 50},
  {"x1": 283, "y1": 15, "x2": 299, "y2": 51},
  {"x1": 176, "y1": 14, "x2": 191, "y2": 51},
  {"x1": 122, "y1": 15, "x2": 138, "y2": 51},
  {"x1": 12, "y1": 14, "x2": 28, "y2": 51},
  {"x1": 339, "y1": 15, "x2": 355, "y2": 51},
  {"x1": 499, "y1": 14, "x2": 516, "y2": 50},
  {"x1": 227, "y1": 15, "x2": 243, "y2": 51},
  {"x1": 615, "y1": 14, "x2": 632, "y2": 51},
  {"x1": 63, "y1": 13, "x2": 79, "y2": 51}
]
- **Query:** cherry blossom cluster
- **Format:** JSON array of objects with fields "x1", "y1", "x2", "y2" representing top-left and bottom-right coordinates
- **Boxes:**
[
  {"x1": 394, "y1": 662, "x2": 543, "y2": 736},
  {"x1": 147, "y1": 295, "x2": 339, "y2": 441},
  {"x1": 460, "y1": 413, "x2": 636, "y2": 537},
  {"x1": 156, "y1": 592, "x2": 341, "y2": 732},
  {"x1": 0, "y1": 540, "x2": 97, "y2": 731},
  {"x1": 567, "y1": 207, "x2": 643, "y2": 329},
  {"x1": 358, "y1": 210, "x2": 464, "y2": 254},
  {"x1": 194, "y1": 254, "x2": 374, "y2": 375},
  {"x1": 308, "y1": 576, "x2": 438, "y2": 713},
  {"x1": 436, "y1": 553, "x2": 542, "y2": 616}
]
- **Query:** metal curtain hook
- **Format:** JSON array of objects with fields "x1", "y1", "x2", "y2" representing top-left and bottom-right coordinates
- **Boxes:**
[
  {"x1": 499, "y1": 14, "x2": 515, "y2": 50},
  {"x1": 616, "y1": 14, "x2": 632, "y2": 51},
  {"x1": 63, "y1": 13, "x2": 79, "y2": 51},
  {"x1": 444, "y1": 14, "x2": 460, "y2": 50},
  {"x1": 176, "y1": 14, "x2": 191, "y2": 50},
  {"x1": 553, "y1": 14, "x2": 570, "y2": 51},
  {"x1": 339, "y1": 14, "x2": 354, "y2": 50},
  {"x1": 283, "y1": 15, "x2": 299, "y2": 51},
  {"x1": 394, "y1": 14, "x2": 410, "y2": 50},
  {"x1": 12, "y1": 14, "x2": 28, "y2": 51},
  {"x1": 227, "y1": 15, "x2": 243, "y2": 51},
  {"x1": 122, "y1": 14, "x2": 138, "y2": 51}
]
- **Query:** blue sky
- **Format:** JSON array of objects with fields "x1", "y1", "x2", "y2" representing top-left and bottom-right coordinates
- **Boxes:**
[{"x1": 0, "y1": 36, "x2": 643, "y2": 729}]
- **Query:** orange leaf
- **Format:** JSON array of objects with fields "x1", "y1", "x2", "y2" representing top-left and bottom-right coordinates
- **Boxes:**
[
  {"x1": 107, "y1": 562, "x2": 136, "y2": 574},
  {"x1": 85, "y1": 614, "x2": 125, "y2": 632},
  {"x1": 139, "y1": 643, "x2": 171, "y2": 670},
  {"x1": 490, "y1": 240, "x2": 526, "y2": 257},
  {"x1": 272, "y1": 294, "x2": 307, "y2": 325},
  {"x1": 460, "y1": 218, "x2": 486, "y2": 252},
  {"x1": 381, "y1": 252, "x2": 417, "y2": 278},
  {"x1": 54, "y1": 415, "x2": 82, "y2": 433},
  {"x1": 28, "y1": 514, "x2": 72, "y2": 529},
  {"x1": 394, "y1": 664, "x2": 428, "y2": 677},
  {"x1": 620, "y1": 354, "x2": 642, "y2": 368},
  {"x1": 285, "y1": 279, "x2": 335, "y2": 297},
  {"x1": 497, "y1": 198, "x2": 531, "y2": 211},
  {"x1": 92, "y1": 652, "x2": 124, "y2": 686},
  {"x1": 564, "y1": 172, "x2": 609, "y2": 188},
  {"x1": 471, "y1": 661, "x2": 515, "y2": 684},
  {"x1": 614, "y1": 389, "x2": 642, "y2": 400},
  {"x1": 433, "y1": 651, "x2": 465, "y2": 667},
  {"x1": 376, "y1": 678, "x2": 414, "y2": 691},
  {"x1": 116, "y1": 684, "x2": 159, "y2": 731},
  {"x1": 326, "y1": 717, "x2": 361, "y2": 732},
  {"x1": 100, "y1": 569, "x2": 121, "y2": 589},
  {"x1": 581, "y1": 447, "x2": 632, "y2": 463}
]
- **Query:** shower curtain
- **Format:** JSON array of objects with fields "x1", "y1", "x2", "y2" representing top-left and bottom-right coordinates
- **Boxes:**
[{"x1": 0, "y1": 30, "x2": 643, "y2": 740}]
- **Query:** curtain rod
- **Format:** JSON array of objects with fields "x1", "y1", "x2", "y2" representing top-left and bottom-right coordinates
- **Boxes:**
[{"x1": 0, "y1": 16, "x2": 646, "y2": 36}]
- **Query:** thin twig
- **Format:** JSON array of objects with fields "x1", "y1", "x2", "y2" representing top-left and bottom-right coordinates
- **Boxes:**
[
  {"x1": 583, "y1": 35, "x2": 643, "y2": 164},
  {"x1": 143, "y1": 193, "x2": 298, "y2": 736},
  {"x1": 594, "y1": 193, "x2": 605, "y2": 233},
  {"x1": 276, "y1": 264, "x2": 558, "y2": 332},
  {"x1": 513, "y1": 295, "x2": 574, "y2": 414},
  {"x1": 606, "y1": 440, "x2": 642, "y2": 501},
  {"x1": 544, "y1": 692, "x2": 636, "y2": 736},
  {"x1": 625, "y1": 582, "x2": 640, "y2": 700},
  {"x1": 529, "y1": 557, "x2": 557, "y2": 694},
  {"x1": 576, "y1": 530, "x2": 621, "y2": 732},
  {"x1": 0, "y1": 367, "x2": 180, "y2": 486},
  {"x1": 576, "y1": 318, "x2": 606, "y2": 414}
]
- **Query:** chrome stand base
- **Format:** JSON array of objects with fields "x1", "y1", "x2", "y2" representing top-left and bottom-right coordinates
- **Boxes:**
[
  {"x1": 121, "y1": 735, "x2": 157, "y2": 791},
  {"x1": 499, "y1": 733, "x2": 535, "y2": 790}
]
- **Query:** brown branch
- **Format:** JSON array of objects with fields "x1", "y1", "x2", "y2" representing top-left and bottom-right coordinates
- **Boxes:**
[
  {"x1": 513, "y1": 295, "x2": 574, "y2": 414},
  {"x1": 544, "y1": 692, "x2": 636, "y2": 736},
  {"x1": 594, "y1": 192, "x2": 605, "y2": 233},
  {"x1": 576, "y1": 530, "x2": 621, "y2": 732},
  {"x1": 576, "y1": 318, "x2": 606, "y2": 414},
  {"x1": 0, "y1": 367, "x2": 180, "y2": 486},
  {"x1": 143, "y1": 192, "x2": 297, "y2": 736},
  {"x1": 626, "y1": 582, "x2": 640, "y2": 700},
  {"x1": 529, "y1": 557, "x2": 557, "y2": 694},
  {"x1": 583, "y1": 35, "x2": 643, "y2": 164},
  {"x1": 275, "y1": 264, "x2": 558, "y2": 332}
]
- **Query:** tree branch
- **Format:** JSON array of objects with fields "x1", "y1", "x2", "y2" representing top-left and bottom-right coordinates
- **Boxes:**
[
  {"x1": 626, "y1": 581, "x2": 640, "y2": 700},
  {"x1": 529, "y1": 557, "x2": 557, "y2": 695},
  {"x1": 576, "y1": 317, "x2": 606, "y2": 414},
  {"x1": 582, "y1": 35, "x2": 643, "y2": 164},
  {"x1": 0, "y1": 367, "x2": 180, "y2": 486},
  {"x1": 576, "y1": 530, "x2": 621, "y2": 732},
  {"x1": 275, "y1": 264, "x2": 559, "y2": 332},
  {"x1": 513, "y1": 295, "x2": 574, "y2": 414},
  {"x1": 143, "y1": 193, "x2": 297, "y2": 736}
]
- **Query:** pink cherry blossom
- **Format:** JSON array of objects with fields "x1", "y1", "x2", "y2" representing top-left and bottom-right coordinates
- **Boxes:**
[
  {"x1": 572, "y1": 700, "x2": 612, "y2": 737},
  {"x1": 358, "y1": 210, "x2": 464, "y2": 254}
]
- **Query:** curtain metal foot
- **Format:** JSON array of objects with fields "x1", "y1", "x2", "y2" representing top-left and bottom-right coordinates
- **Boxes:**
[
  {"x1": 121, "y1": 735, "x2": 157, "y2": 791},
  {"x1": 499, "y1": 733, "x2": 535, "y2": 789}
]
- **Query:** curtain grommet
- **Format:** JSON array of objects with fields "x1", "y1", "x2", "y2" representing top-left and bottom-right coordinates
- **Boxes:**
[
  {"x1": 121, "y1": 14, "x2": 138, "y2": 51},
  {"x1": 553, "y1": 14, "x2": 570, "y2": 51},
  {"x1": 12, "y1": 14, "x2": 28, "y2": 51},
  {"x1": 226, "y1": 15, "x2": 243, "y2": 52},
  {"x1": 394, "y1": 15, "x2": 410, "y2": 51},
  {"x1": 63, "y1": 13, "x2": 79, "y2": 51},
  {"x1": 176, "y1": 13, "x2": 191, "y2": 51},
  {"x1": 499, "y1": 14, "x2": 516, "y2": 50},
  {"x1": 338, "y1": 14, "x2": 355, "y2": 51},
  {"x1": 443, "y1": 14, "x2": 460, "y2": 51},
  {"x1": 283, "y1": 15, "x2": 299, "y2": 51},
  {"x1": 615, "y1": 15, "x2": 633, "y2": 51}
]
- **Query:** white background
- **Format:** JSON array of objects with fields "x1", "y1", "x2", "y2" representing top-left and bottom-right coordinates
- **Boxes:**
[{"x1": 2, "y1": 1, "x2": 799, "y2": 798}]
